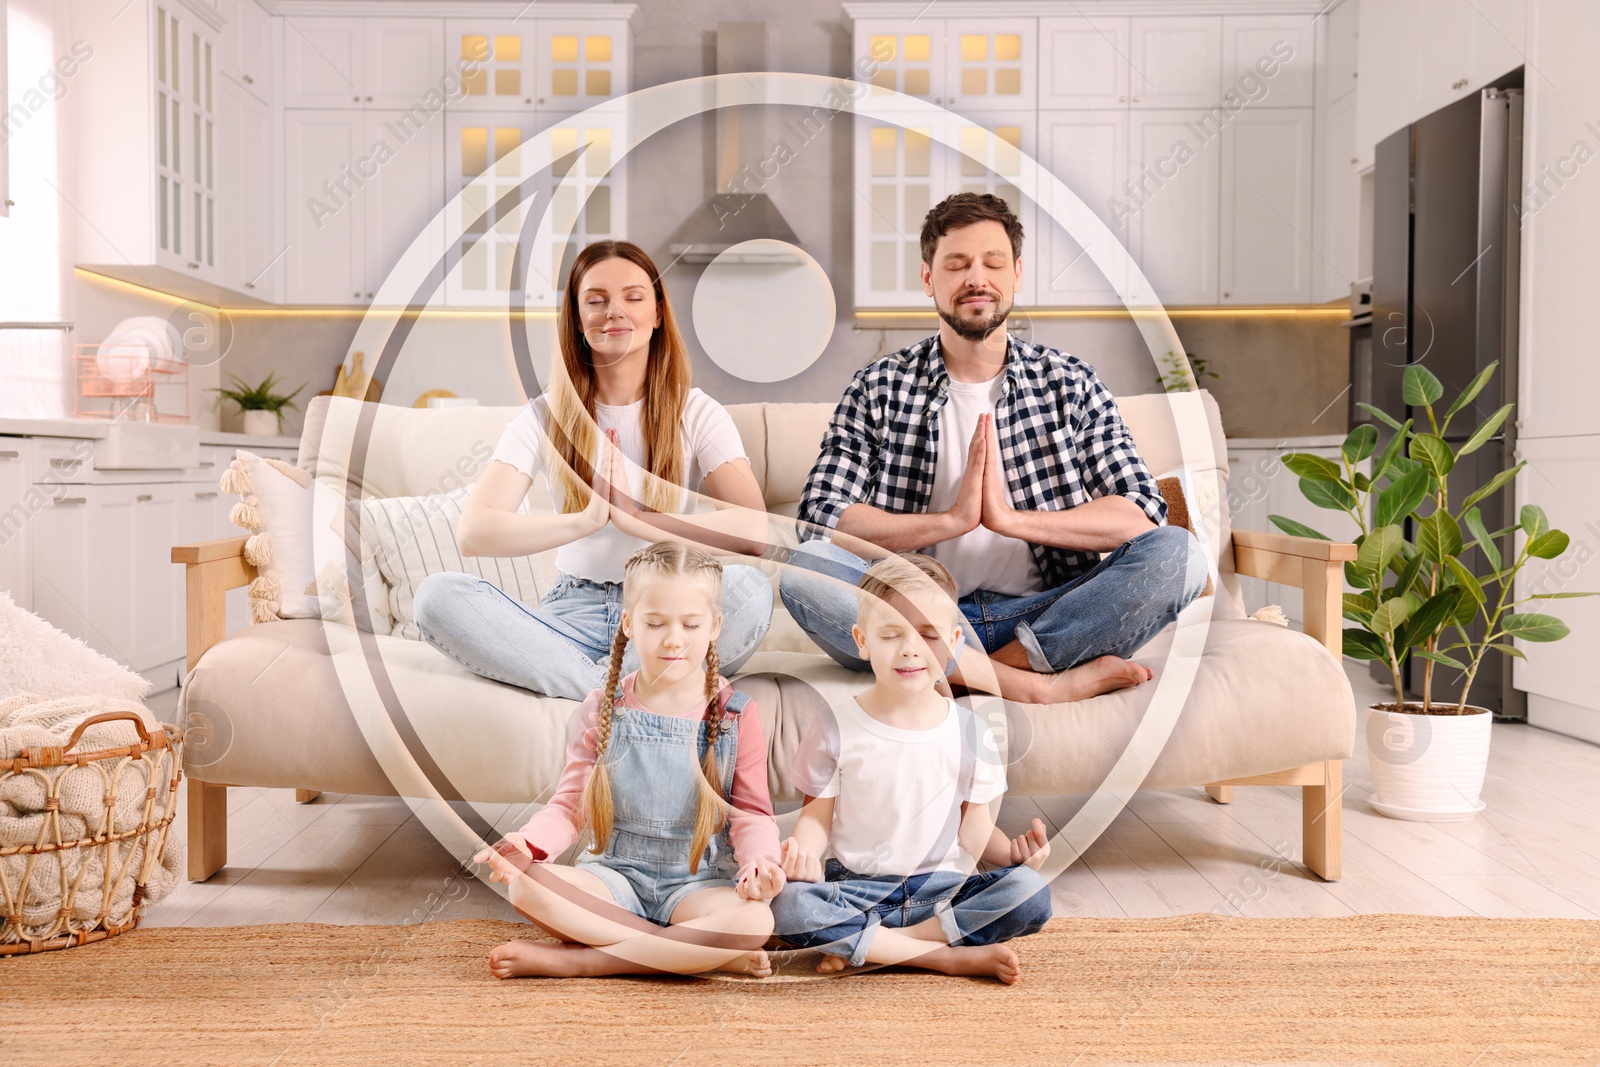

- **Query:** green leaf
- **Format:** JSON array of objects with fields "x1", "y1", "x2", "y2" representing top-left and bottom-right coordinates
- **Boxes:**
[
  {"x1": 1397, "y1": 588, "x2": 1464, "y2": 650},
  {"x1": 1387, "y1": 454, "x2": 1424, "y2": 479},
  {"x1": 1344, "y1": 559, "x2": 1365, "y2": 589},
  {"x1": 1418, "y1": 509, "x2": 1465, "y2": 563},
  {"x1": 1409, "y1": 434, "x2": 1457, "y2": 479},
  {"x1": 1459, "y1": 402, "x2": 1514, "y2": 457},
  {"x1": 1342, "y1": 424, "x2": 1379, "y2": 465},
  {"x1": 1375, "y1": 468, "x2": 1431, "y2": 528},
  {"x1": 1463, "y1": 507, "x2": 1503, "y2": 571},
  {"x1": 1487, "y1": 642, "x2": 1527, "y2": 660},
  {"x1": 1526, "y1": 591, "x2": 1600, "y2": 599},
  {"x1": 1445, "y1": 556, "x2": 1485, "y2": 606},
  {"x1": 1355, "y1": 525, "x2": 1404, "y2": 579},
  {"x1": 1283, "y1": 452, "x2": 1345, "y2": 482},
  {"x1": 1343, "y1": 592, "x2": 1376, "y2": 626},
  {"x1": 1519, "y1": 504, "x2": 1548, "y2": 538},
  {"x1": 1370, "y1": 597, "x2": 1414, "y2": 637},
  {"x1": 1300, "y1": 476, "x2": 1357, "y2": 512},
  {"x1": 1450, "y1": 584, "x2": 1479, "y2": 626},
  {"x1": 1353, "y1": 471, "x2": 1372, "y2": 492},
  {"x1": 1527, "y1": 530, "x2": 1570, "y2": 559},
  {"x1": 1370, "y1": 419, "x2": 1415, "y2": 481},
  {"x1": 1403, "y1": 364, "x2": 1444, "y2": 407},
  {"x1": 1343, "y1": 629, "x2": 1388, "y2": 660},
  {"x1": 1443, "y1": 361, "x2": 1500, "y2": 421},
  {"x1": 1459, "y1": 462, "x2": 1525, "y2": 515},
  {"x1": 1413, "y1": 650, "x2": 1468, "y2": 670},
  {"x1": 1392, "y1": 547, "x2": 1428, "y2": 598},
  {"x1": 1499, "y1": 613, "x2": 1570, "y2": 642},
  {"x1": 1269, "y1": 515, "x2": 1332, "y2": 541},
  {"x1": 1356, "y1": 402, "x2": 1405, "y2": 432}
]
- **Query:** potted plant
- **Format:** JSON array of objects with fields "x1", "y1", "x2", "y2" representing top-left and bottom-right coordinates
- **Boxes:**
[
  {"x1": 1158, "y1": 349, "x2": 1219, "y2": 393},
  {"x1": 1269, "y1": 361, "x2": 1594, "y2": 821},
  {"x1": 211, "y1": 371, "x2": 304, "y2": 437}
]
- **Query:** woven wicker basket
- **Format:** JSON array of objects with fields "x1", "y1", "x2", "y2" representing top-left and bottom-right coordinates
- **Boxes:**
[{"x1": 0, "y1": 710, "x2": 183, "y2": 955}]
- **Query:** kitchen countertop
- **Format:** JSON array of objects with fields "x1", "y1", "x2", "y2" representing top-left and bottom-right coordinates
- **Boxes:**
[
  {"x1": 1225, "y1": 433, "x2": 1349, "y2": 449},
  {"x1": 0, "y1": 417, "x2": 298, "y2": 450}
]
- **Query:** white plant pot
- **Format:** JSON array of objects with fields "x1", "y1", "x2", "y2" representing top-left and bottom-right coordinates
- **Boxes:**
[
  {"x1": 241, "y1": 410, "x2": 281, "y2": 437},
  {"x1": 1362, "y1": 703, "x2": 1492, "y2": 821}
]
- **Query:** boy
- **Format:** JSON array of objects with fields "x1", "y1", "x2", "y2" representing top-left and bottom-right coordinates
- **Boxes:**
[{"x1": 772, "y1": 554, "x2": 1053, "y2": 984}]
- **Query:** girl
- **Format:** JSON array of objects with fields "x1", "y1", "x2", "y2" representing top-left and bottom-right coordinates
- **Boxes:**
[
  {"x1": 476, "y1": 542, "x2": 786, "y2": 978},
  {"x1": 414, "y1": 240, "x2": 773, "y2": 701}
]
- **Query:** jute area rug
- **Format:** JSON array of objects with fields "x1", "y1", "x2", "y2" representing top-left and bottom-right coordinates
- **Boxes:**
[{"x1": 2, "y1": 914, "x2": 1597, "y2": 1066}]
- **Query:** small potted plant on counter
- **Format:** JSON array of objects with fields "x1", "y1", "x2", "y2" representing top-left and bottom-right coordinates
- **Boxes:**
[
  {"x1": 1269, "y1": 361, "x2": 1594, "y2": 821},
  {"x1": 211, "y1": 371, "x2": 304, "y2": 437}
]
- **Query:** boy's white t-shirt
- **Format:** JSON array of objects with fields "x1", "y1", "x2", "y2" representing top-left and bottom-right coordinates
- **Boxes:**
[
  {"x1": 924, "y1": 372, "x2": 1045, "y2": 598},
  {"x1": 788, "y1": 696, "x2": 1007, "y2": 877},
  {"x1": 489, "y1": 387, "x2": 748, "y2": 584}
]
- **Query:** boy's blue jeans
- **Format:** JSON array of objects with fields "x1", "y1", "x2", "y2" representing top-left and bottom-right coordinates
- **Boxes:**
[
  {"x1": 778, "y1": 524, "x2": 1208, "y2": 674},
  {"x1": 771, "y1": 859, "x2": 1053, "y2": 967}
]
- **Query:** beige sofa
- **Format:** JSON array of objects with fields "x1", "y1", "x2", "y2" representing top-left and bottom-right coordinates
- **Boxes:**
[{"x1": 172, "y1": 392, "x2": 1356, "y2": 885}]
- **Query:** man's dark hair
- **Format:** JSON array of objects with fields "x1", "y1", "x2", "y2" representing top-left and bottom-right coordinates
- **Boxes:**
[{"x1": 919, "y1": 192, "x2": 1024, "y2": 266}]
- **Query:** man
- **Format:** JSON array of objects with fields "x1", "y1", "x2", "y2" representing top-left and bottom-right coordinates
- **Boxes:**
[{"x1": 781, "y1": 192, "x2": 1208, "y2": 704}]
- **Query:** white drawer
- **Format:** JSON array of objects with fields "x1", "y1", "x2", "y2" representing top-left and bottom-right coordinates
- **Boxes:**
[{"x1": 28, "y1": 437, "x2": 97, "y2": 485}]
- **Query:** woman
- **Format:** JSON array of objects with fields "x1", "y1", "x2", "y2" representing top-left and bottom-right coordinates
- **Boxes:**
[{"x1": 413, "y1": 240, "x2": 773, "y2": 700}]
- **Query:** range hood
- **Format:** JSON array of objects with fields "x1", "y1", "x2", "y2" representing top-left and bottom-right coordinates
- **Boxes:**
[{"x1": 666, "y1": 22, "x2": 802, "y2": 265}]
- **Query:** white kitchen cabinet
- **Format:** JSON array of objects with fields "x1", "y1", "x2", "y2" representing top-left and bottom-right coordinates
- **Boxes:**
[
  {"x1": 1038, "y1": 17, "x2": 1130, "y2": 109},
  {"x1": 1221, "y1": 15, "x2": 1314, "y2": 108},
  {"x1": 531, "y1": 22, "x2": 631, "y2": 118},
  {"x1": 1128, "y1": 110, "x2": 1220, "y2": 305},
  {"x1": 284, "y1": 109, "x2": 364, "y2": 303},
  {"x1": 282, "y1": 17, "x2": 444, "y2": 109},
  {"x1": 31, "y1": 489, "x2": 96, "y2": 660},
  {"x1": 71, "y1": 0, "x2": 224, "y2": 289},
  {"x1": 1470, "y1": 0, "x2": 1526, "y2": 89},
  {"x1": 1313, "y1": 89, "x2": 1358, "y2": 303},
  {"x1": 1219, "y1": 108, "x2": 1313, "y2": 304},
  {"x1": 1323, "y1": 0, "x2": 1358, "y2": 102},
  {"x1": 0, "y1": 440, "x2": 32, "y2": 611},
  {"x1": 444, "y1": 20, "x2": 540, "y2": 110},
  {"x1": 1037, "y1": 110, "x2": 1127, "y2": 304},
  {"x1": 1129, "y1": 18, "x2": 1222, "y2": 109},
  {"x1": 1353, "y1": 0, "x2": 1417, "y2": 171},
  {"x1": 132, "y1": 484, "x2": 186, "y2": 671},
  {"x1": 853, "y1": 111, "x2": 1035, "y2": 308},
  {"x1": 218, "y1": 75, "x2": 282, "y2": 300},
  {"x1": 857, "y1": 20, "x2": 945, "y2": 105},
  {"x1": 443, "y1": 110, "x2": 624, "y2": 307},
  {"x1": 283, "y1": 108, "x2": 444, "y2": 305},
  {"x1": 941, "y1": 20, "x2": 1036, "y2": 113},
  {"x1": 217, "y1": 0, "x2": 273, "y2": 103}
]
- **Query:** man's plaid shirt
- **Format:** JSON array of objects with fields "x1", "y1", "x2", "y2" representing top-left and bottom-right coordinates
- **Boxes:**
[{"x1": 797, "y1": 333, "x2": 1168, "y2": 589}]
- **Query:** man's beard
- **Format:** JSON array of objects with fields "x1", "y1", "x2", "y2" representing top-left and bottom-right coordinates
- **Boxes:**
[{"x1": 937, "y1": 288, "x2": 1012, "y2": 342}]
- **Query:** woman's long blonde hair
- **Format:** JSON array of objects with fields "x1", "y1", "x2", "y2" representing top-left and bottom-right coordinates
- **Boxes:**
[
  {"x1": 580, "y1": 542, "x2": 730, "y2": 872},
  {"x1": 547, "y1": 240, "x2": 690, "y2": 516}
]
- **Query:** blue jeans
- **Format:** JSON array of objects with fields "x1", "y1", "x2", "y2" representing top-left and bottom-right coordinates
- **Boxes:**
[
  {"x1": 778, "y1": 525, "x2": 1208, "y2": 674},
  {"x1": 413, "y1": 565, "x2": 774, "y2": 700},
  {"x1": 771, "y1": 858, "x2": 1053, "y2": 966}
]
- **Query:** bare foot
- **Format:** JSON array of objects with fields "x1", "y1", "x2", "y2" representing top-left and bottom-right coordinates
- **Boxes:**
[
  {"x1": 815, "y1": 953, "x2": 851, "y2": 974},
  {"x1": 1042, "y1": 655, "x2": 1152, "y2": 702},
  {"x1": 923, "y1": 943, "x2": 1022, "y2": 984},
  {"x1": 488, "y1": 939, "x2": 600, "y2": 979},
  {"x1": 715, "y1": 949, "x2": 773, "y2": 977}
]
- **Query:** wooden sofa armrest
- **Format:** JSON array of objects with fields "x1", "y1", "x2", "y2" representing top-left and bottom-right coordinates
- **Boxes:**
[
  {"x1": 1230, "y1": 527, "x2": 1357, "y2": 658},
  {"x1": 171, "y1": 536, "x2": 255, "y2": 672},
  {"x1": 172, "y1": 536, "x2": 255, "y2": 881}
]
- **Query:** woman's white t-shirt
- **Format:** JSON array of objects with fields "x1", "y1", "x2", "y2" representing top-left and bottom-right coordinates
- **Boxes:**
[
  {"x1": 489, "y1": 387, "x2": 748, "y2": 584},
  {"x1": 788, "y1": 696, "x2": 1007, "y2": 877}
]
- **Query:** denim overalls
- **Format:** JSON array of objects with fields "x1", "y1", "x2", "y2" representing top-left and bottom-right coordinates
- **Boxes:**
[{"x1": 575, "y1": 686, "x2": 750, "y2": 925}]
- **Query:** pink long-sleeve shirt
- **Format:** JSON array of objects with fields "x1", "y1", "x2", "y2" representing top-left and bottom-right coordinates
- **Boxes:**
[{"x1": 516, "y1": 672, "x2": 781, "y2": 882}]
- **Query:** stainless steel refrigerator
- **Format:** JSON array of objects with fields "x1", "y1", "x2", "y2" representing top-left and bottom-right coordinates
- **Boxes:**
[{"x1": 1359, "y1": 87, "x2": 1525, "y2": 718}]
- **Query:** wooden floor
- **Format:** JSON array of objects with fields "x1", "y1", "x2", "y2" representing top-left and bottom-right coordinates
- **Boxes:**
[{"x1": 139, "y1": 662, "x2": 1600, "y2": 927}]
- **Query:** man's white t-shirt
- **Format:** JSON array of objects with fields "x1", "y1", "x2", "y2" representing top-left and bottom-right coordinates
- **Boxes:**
[
  {"x1": 489, "y1": 388, "x2": 747, "y2": 584},
  {"x1": 925, "y1": 373, "x2": 1045, "y2": 598},
  {"x1": 788, "y1": 696, "x2": 1007, "y2": 877}
]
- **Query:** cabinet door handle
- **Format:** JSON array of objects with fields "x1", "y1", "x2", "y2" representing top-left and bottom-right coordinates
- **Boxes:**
[
  {"x1": 52, "y1": 496, "x2": 86, "y2": 505},
  {"x1": 187, "y1": 261, "x2": 200, "y2": 270},
  {"x1": 0, "y1": 450, "x2": 18, "y2": 458},
  {"x1": 199, "y1": 460, "x2": 215, "y2": 468},
  {"x1": 194, "y1": 490, "x2": 218, "y2": 499},
  {"x1": 1452, "y1": 78, "x2": 1469, "y2": 89},
  {"x1": 365, "y1": 95, "x2": 373, "y2": 102},
  {"x1": 49, "y1": 457, "x2": 78, "y2": 467},
  {"x1": 353, "y1": 95, "x2": 360, "y2": 102},
  {"x1": 137, "y1": 493, "x2": 153, "y2": 502},
  {"x1": 245, "y1": 281, "x2": 256, "y2": 289},
  {"x1": 243, "y1": 73, "x2": 254, "y2": 84}
]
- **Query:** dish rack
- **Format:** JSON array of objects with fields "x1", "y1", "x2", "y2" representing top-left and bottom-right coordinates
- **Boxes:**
[{"x1": 74, "y1": 343, "x2": 189, "y2": 423}]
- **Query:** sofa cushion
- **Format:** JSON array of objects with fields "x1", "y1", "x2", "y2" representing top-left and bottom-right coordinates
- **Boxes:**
[{"x1": 178, "y1": 611, "x2": 1352, "y2": 805}]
